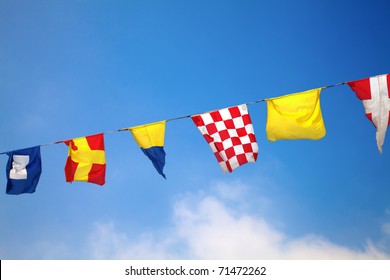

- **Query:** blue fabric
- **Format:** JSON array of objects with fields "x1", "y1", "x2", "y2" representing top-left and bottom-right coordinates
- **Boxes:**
[
  {"x1": 141, "y1": 146, "x2": 166, "y2": 179},
  {"x1": 6, "y1": 146, "x2": 42, "y2": 195}
]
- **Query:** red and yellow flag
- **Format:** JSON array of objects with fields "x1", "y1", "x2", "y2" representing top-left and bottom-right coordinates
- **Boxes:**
[{"x1": 64, "y1": 133, "x2": 106, "y2": 186}]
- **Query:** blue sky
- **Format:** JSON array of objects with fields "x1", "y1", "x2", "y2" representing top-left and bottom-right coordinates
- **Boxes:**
[{"x1": 1, "y1": 0, "x2": 390, "y2": 259}]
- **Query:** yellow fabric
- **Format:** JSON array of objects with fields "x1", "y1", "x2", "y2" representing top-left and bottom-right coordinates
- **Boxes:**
[
  {"x1": 68, "y1": 137, "x2": 105, "y2": 182},
  {"x1": 266, "y1": 88, "x2": 326, "y2": 141},
  {"x1": 129, "y1": 121, "x2": 166, "y2": 149}
]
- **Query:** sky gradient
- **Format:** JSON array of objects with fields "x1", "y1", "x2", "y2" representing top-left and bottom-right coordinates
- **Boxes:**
[{"x1": 1, "y1": 0, "x2": 390, "y2": 259}]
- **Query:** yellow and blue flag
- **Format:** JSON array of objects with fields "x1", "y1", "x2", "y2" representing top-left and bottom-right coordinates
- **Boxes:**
[{"x1": 129, "y1": 121, "x2": 167, "y2": 178}]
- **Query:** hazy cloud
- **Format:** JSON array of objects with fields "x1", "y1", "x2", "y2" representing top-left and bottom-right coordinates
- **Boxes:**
[
  {"x1": 87, "y1": 181, "x2": 390, "y2": 260},
  {"x1": 88, "y1": 221, "x2": 173, "y2": 259},
  {"x1": 383, "y1": 223, "x2": 390, "y2": 236}
]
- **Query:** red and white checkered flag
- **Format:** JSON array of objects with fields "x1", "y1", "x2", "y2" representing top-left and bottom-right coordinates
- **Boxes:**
[
  {"x1": 347, "y1": 74, "x2": 390, "y2": 153},
  {"x1": 191, "y1": 104, "x2": 258, "y2": 173}
]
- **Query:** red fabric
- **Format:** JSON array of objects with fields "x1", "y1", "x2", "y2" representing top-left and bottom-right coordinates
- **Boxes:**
[
  {"x1": 347, "y1": 77, "x2": 372, "y2": 100},
  {"x1": 347, "y1": 75, "x2": 390, "y2": 126},
  {"x1": 86, "y1": 133, "x2": 105, "y2": 150},
  {"x1": 88, "y1": 163, "x2": 106, "y2": 186},
  {"x1": 64, "y1": 157, "x2": 78, "y2": 183}
]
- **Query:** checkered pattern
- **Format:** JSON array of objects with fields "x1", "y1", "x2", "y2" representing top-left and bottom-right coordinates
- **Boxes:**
[{"x1": 192, "y1": 104, "x2": 258, "y2": 173}]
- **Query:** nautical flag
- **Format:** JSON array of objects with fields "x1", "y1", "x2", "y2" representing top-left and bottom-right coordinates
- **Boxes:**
[
  {"x1": 266, "y1": 88, "x2": 326, "y2": 141},
  {"x1": 347, "y1": 74, "x2": 390, "y2": 153},
  {"x1": 129, "y1": 121, "x2": 167, "y2": 178},
  {"x1": 64, "y1": 133, "x2": 106, "y2": 186},
  {"x1": 192, "y1": 104, "x2": 258, "y2": 173},
  {"x1": 6, "y1": 146, "x2": 42, "y2": 195}
]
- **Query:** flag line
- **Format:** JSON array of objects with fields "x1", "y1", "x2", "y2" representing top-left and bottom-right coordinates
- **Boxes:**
[{"x1": 0, "y1": 80, "x2": 349, "y2": 155}]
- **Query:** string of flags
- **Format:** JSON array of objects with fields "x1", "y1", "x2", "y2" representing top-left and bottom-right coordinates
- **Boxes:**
[{"x1": 1, "y1": 74, "x2": 389, "y2": 195}]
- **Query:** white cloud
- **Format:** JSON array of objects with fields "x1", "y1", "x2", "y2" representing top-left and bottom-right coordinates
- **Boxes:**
[
  {"x1": 32, "y1": 241, "x2": 72, "y2": 259},
  {"x1": 211, "y1": 180, "x2": 248, "y2": 202},
  {"x1": 86, "y1": 181, "x2": 390, "y2": 260},
  {"x1": 383, "y1": 223, "x2": 390, "y2": 236},
  {"x1": 87, "y1": 221, "x2": 174, "y2": 259}
]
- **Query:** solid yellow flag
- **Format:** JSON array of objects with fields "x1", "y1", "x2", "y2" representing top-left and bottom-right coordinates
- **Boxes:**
[{"x1": 266, "y1": 88, "x2": 326, "y2": 141}]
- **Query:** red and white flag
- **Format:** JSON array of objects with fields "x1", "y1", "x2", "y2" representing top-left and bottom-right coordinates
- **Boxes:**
[
  {"x1": 347, "y1": 74, "x2": 390, "y2": 153},
  {"x1": 192, "y1": 104, "x2": 258, "y2": 173}
]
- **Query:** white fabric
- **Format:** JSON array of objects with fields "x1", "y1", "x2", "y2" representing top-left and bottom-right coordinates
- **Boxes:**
[
  {"x1": 362, "y1": 75, "x2": 390, "y2": 153},
  {"x1": 10, "y1": 155, "x2": 29, "y2": 180}
]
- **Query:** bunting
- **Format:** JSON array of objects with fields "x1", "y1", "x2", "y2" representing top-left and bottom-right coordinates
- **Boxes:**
[
  {"x1": 191, "y1": 104, "x2": 258, "y2": 173},
  {"x1": 1, "y1": 74, "x2": 388, "y2": 194},
  {"x1": 265, "y1": 88, "x2": 326, "y2": 141},
  {"x1": 64, "y1": 134, "x2": 106, "y2": 186},
  {"x1": 128, "y1": 121, "x2": 167, "y2": 178},
  {"x1": 347, "y1": 74, "x2": 390, "y2": 153}
]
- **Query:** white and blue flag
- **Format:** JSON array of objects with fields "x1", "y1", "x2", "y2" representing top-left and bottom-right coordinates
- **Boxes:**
[{"x1": 6, "y1": 146, "x2": 42, "y2": 195}]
